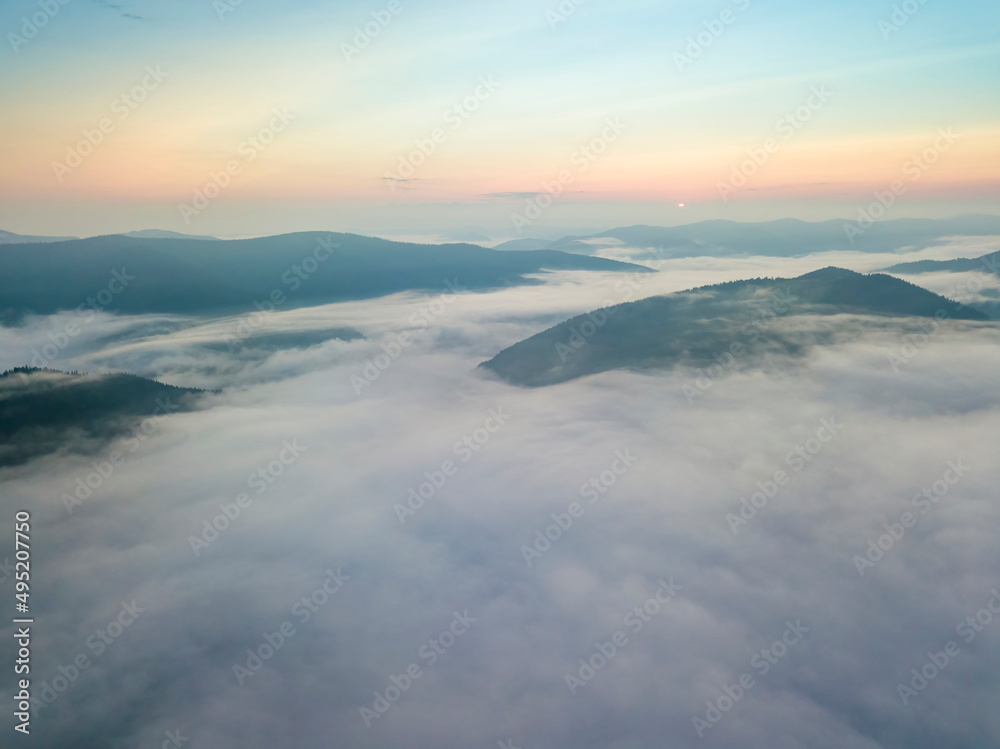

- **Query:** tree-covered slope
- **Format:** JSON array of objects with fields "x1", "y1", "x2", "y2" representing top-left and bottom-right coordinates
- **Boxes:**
[
  {"x1": 480, "y1": 268, "x2": 989, "y2": 387},
  {"x1": 0, "y1": 368, "x2": 208, "y2": 466},
  {"x1": 0, "y1": 232, "x2": 653, "y2": 319}
]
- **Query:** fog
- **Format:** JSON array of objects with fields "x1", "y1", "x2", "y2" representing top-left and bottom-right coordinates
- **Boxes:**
[{"x1": 1, "y1": 248, "x2": 999, "y2": 748}]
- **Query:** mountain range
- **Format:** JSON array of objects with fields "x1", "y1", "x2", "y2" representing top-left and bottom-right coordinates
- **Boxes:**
[
  {"x1": 0, "y1": 229, "x2": 78, "y2": 245},
  {"x1": 480, "y1": 267, "x2": 990, "y2": 387},
  {"x1": 880, "y1": 247, "x2": 1000, "y2": 276},
  {"x1": 494, "y1": 215, "x2": 1000, "y2": 259},
  {"x1": 0, "y1": 228, "x2": 221, "y2": 244},
  {"x1": 0, "y1": 232, "x2": 651, "y2": 319}
]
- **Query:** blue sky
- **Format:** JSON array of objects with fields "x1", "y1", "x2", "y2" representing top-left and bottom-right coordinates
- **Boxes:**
[{"x1": 2, "y1": 0, "x2": 998, "y2": 237}]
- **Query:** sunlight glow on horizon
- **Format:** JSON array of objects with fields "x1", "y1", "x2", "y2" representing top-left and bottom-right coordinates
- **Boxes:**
[{"x1": 1, "y1": 0, "x2": 998, "y2": 236}]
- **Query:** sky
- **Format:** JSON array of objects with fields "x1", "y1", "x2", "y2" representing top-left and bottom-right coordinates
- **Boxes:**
[{"x1": 1, "y1": 0, "x2": 998, "y2": 238}]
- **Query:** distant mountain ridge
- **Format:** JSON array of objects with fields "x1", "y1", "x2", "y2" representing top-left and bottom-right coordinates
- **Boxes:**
[
  {"x1": 1, "y1": 228, "x2": 220, "y2": 243},
  {"x1": 119, "y1": 229, "x2": 220, "y2": 241},
  {"x1": 480, "y1": 267, "x2": 989, "y2": 387},
  {"x1": 0, "y1": 231, "x2": 652, "y2": 319},
  {"x1": 880, "y1": 247, "x2": 1000, "y2": 275},
  {"x1": 496, "y1": 215, "x2": 1000, "y2": 259},
  {"x1": 0, "y1": 229, "x2": 77, "y2": 244}
]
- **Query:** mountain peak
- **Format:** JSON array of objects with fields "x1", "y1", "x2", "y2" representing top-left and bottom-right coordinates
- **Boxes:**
[
  {"x1": 480, "y1": 268, "x2": 989, "y2": 387},
  {"x1": 798, "y1": 266, "x2": 862, "y2": 279}
]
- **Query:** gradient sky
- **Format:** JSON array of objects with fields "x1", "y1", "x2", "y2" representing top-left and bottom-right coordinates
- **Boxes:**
[{"x1": 1, "y1": 0, "x2": 998, "y2": 238}]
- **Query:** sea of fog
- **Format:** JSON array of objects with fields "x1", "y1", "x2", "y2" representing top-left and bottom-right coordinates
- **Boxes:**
[{"x1": 1, "y1": 237, "x2": 998, "y2": 748}]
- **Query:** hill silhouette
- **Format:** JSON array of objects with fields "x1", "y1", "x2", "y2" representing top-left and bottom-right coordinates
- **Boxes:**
[
  {"x1": 0, "y1": 232, "x2": 652, "y2": 319},
  {"x1": 881, "y1": 247, "x2": 1000, "y2": 276},
  {"x1": 502, "y1": 215, "x2": 1000, "y2": 259},
  {"x1": 0, "y1": 368, "x2": 209, "y2": 466},
  {"x1": 480, "y1": 268, "x2": 989, "y2": 387}
]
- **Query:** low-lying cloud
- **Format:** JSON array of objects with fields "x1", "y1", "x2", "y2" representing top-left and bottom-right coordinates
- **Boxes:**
[{"x1": 1, "y1": 258, "x2": 998, "y2": 748}]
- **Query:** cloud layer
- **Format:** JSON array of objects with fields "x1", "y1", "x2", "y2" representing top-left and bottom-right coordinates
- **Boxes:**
[{"x1": 1, "y1": 256, "x2": 998, "y2": 748}]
